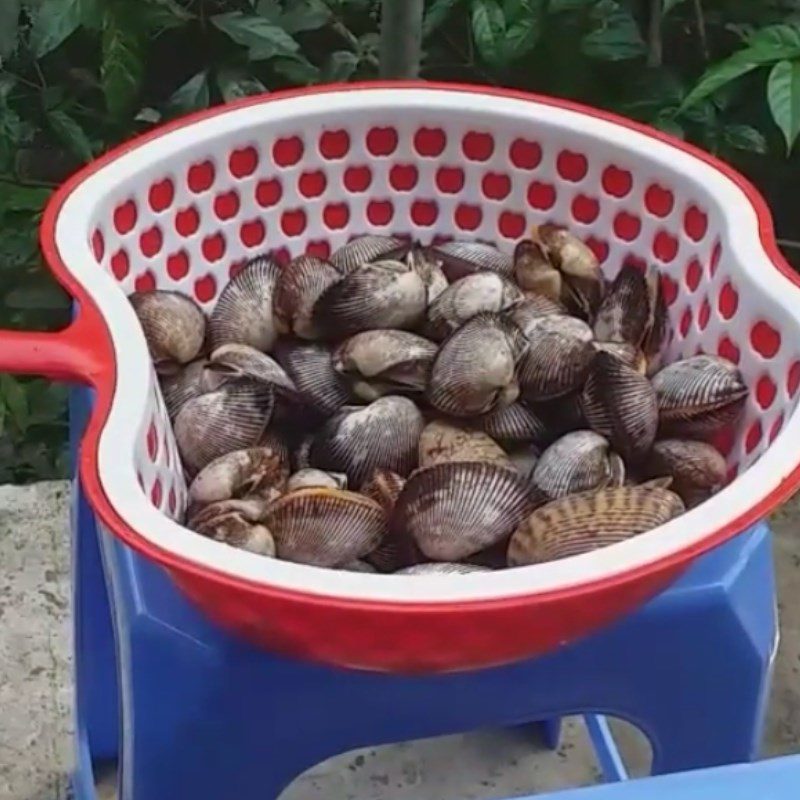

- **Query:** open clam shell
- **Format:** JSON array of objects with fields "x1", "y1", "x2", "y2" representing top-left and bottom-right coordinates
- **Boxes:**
[
  {"x1": 508, "y1": 484, "x2": 685, "y2": 566},
  {"x1": 264, "y1": 487, "x2": 387, "y2": 567},
  {"x1": 130, "y1": 290, "x2": 206, "y2": 372},
  {"x1": 394, "y1": 563, "x2": 491, "y2": 576},
  {"x1": 513, "y1": 240, "x2": 561, "y2": 300},
  {"x1": 188, "y1": 498, "x2": 275, "y2": 557},
  {"x1": 203, "y1": 344, "x2": 298, "y2": 400},
  {"x1": 532, "y1": 431, "x2": 624, "y2": 500},
  {"x1": 188, "y1": 445, "x2": 290, "y2": 512},
  {"x1": 516, "y1": 314, "x2": 595, "y2": 401},
  {"x1": 332, "y1": 329, "x2": 437, "y2": 401},
  {"x1": 309, "y1": 396, "x2": 424, "y2": 488},
  {"x1": 329, "y1": 234, "x2": 408, "y2": 273},
  {"x1": 652, "y1": 355, "x2": 749, "y2": 438},
  {"x1": 160, "y1": 358, "x2": 208, "y2": 420},
  {"x1": 645, "y1": 439, "x2": 727, "y2": 507},
  {"x1": 393, "y1": 461, "x2": 539, "y2": 561},
  {"x1": 313, "y1": 259, "x2": 427, "y2": 337},
  {"x1": 419, "y1": 419, "x2": 511, "y2": 468},
  {"x1": 581, "y1": 351, "x2": 658, "y2": 463},
  {"x1": 425, "y1": 272, "x2": 523, "y2": 341},
  {"x1": 274, "y1": 339, "x2": 352, "y2": 416},
  {"x1": 478, "y1": 402, "x2": 547, "y2": 446},
  {"x1": 427, "y1": 312, "x2": 526, "y2": 417},
  {"x1": 429, "y1": 240, "x2": 514, "y2": 282},
  {"x1": 593, "y1": 264, "x2": 652, "y2": 348},
  {"x1": 209, "y1": 255, "x2": 280, "y2": 352},
  {"x1": 272, "y1": 255, "x2": 341, "y2": 339},
  {"x1": 174, "y1": 379, "x2": 273, "y2": 476}
]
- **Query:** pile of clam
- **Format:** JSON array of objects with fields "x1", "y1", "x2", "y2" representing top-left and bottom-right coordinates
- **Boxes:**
[{"x1": 132, "y1": 225, "x2": 749, "y2": 575}]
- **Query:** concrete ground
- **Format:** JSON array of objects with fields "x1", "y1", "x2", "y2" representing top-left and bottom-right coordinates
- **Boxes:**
[{"x1": 0, "y1": 481, "x2": 798, "y2": 800}]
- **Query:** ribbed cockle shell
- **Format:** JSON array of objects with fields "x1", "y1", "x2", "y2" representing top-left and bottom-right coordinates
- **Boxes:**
[
  {"x1": 188, "y1": 498, "x2": 275, "y2": 557},
  {"x1": 274, "y1": 339, "x2": 351, "y2": 415},
  {"x1": 645, "y1": 438, "x2": 727, "y2": 507},
  {"x1": 430, "y1": 241, "x2": 514, "y2": 281},
  {"x1": 286, "y1": 468, "x2": 347, "y2": 492},
  {"x1": 329, "y1": 234, "x2": 408, "y2": 273},
  {"x1": 203, "y1": 344, "x2": 298, "y2": 400},
  {"x1": 478, "y1": 402, "x2": 547, "y2": 445},
  {"x1": 272, "y1": 255, "x2": 341, "y2": 339}
]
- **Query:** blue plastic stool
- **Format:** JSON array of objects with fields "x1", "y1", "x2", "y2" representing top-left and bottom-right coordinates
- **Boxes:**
[{"x1": 69, "y1": 387, "x2": 779, "y2": 800}]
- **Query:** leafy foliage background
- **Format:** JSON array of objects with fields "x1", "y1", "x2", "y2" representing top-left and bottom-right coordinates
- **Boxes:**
[{"x1": 2, "y1": 0, "x2": 800, "y2": 483}]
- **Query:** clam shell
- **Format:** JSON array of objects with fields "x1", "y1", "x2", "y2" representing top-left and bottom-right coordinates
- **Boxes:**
[
  {"x1": 274, "y1": 339, "x2": 352, "y2": 415},
  {"x1": 393, "y1": 461, "x2": 538, "y2": 561},
  {"x1": 593, "y1": 264, "x2": 652, "y2": 347},
  {"x1": 332, "y1": 330, "x2": 437, "y2": 401},
  {"x1": 265, "y1": 488, "x2": 386, "y2": 567},
  {"x1": 644, "y1": 276, "x2": 669, "y2": 376},
  {"x1": 272, "y1": 255, "x2": 341, "y2": 339},
  {"x1": 430, "y1": 241, "x2": 514, "y2": 282},
  {"x1": 516, "y1": 292, "x2": 567, "y2": 318},
  {"x1": 532, "y1": 431, "x2": 623, "y2": 500},
  {"x1": 293, "y1": 433, "x2": 314, "y2": 471},
  {"x1": 160, "y1": 358, "x2": 208, "y2": 420},
  {"x1": 506, "y1": 445, "x2": 540, "y2": 478},
  {"x1": 478, "y1": 402, "x2": 547, "y2": 445},
  {"x1": 427, "y1": 313, "x2": 526, "y2": 417},
  {"x1": 340, "y1": 560, "x2": 379, "y2": 573},
  {"x1": 407, "y1": 247, "x2": 449, "y2": 304},
  {"x1": 361, "y1": 469, "x2": 406, "y2": 512},
  {"x1": 329, "y1": 235, "x2": 408, "y2": 272},
  {"x1": 425, "y1": 272, "x2": 523, "y2": 341},
  {"x1": 646, "y1": 439, "x2": 727, "y2": 506},
  {"x1": 394, "y1": 563, "x2": 490, "y2": 576},
  {"x1": 419, "y1": 419, "x2": 511, "y2": 468},
  {"x1": 361, "y1": 470, "x2": 418, "y2": 572},
  {"x1": 309, "y1": 396, "x2": 424, "y2": 488},
  {"x1": 130, "y1": 290, "x2": 206, "y2": 370},
  {"x1": 313, "y1": 259, "x2": 427, "y2": 337},
  {"x1": 204, "y1": 344, "x2": 298, "y2": 399},
  {"x1": 508, "y1": 485, "x2": 685, "y2": 566},
  {"x1": 188, "y1": 498, "x2": 275, "y2": 557},
  {"x1": 581, "y1": 351, "x2": 658, "y2": 463},
  {"x1": 533, "y1": 393, "x2": 588, "y2": 442},
  {"x1": 188, "y1": 445, "x2": 289, "y2": 511},
  {"x1": 513, "y1": 240, "x2": 561, "y2": 299},
  {"x1": 286, "y1": 468, "x2": 347, "y2": 492},
  {"x1": 516, "y1": 314, "x2": 595, "y2": 401},
  {"x1": 652, "y1": 355, "x2": 748, "y2": 438},
  {"x1": 593, "y1": 341, "x2": 646, "y2": 374},
  {"x1": 209, "y1": 256, "x2": 279, "y2": 351},
  {"x1": 174, "y1": 379, "x2": 273, "y2": 476}
]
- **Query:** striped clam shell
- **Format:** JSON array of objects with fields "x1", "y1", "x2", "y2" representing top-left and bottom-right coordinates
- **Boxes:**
[
  {"x1": 532, "y1": 393, "x2": 588, "y2": 442},
  {"x1": 188, "y1": 445, "x2": 290, "y2": 511},
  {"x1": 427, "y1": 312, "x2": 526, "y2": 417},
  {"x1": 424, "y1": 272, "x2": 523, "y2": 341},
  {"x1": 394, "y1": 563, "x2": 491, "y2": 576},
  {"x1": 593, "y1": 264, "x2": 652, "y2": 348},
  {"x1": 644, "y1": 277, "x2": 669, "y2": 376},
  {"x1": 203, "y1": 344, "x2": 298, "y2": 399},
  {"x1": 174, "y1": 379, "x2": 273, "y2": 476},
  {"x1": 651, "y1": 355, "x2": 748, "y2": 438},
  {"x1": 130, "y1": 290, "x2": 206, "y2": 371},
  {"x1": 645, "y1": 439, "x2": 727, "y2": 507},
  {"x1": 512, "y1": 293, "x2": 568, "y2": 324},
  {"x1": 329, "y1": 235, "x2": 408, "y2": 273},
  {"x1": 593, "y1": 341, "x2": 647, "y2": 374},
  {"x1": 264, "y1": 488, "x2": 387, "y2": 567},
  {"x1": 407, "y1": 246, "x2": 449, "y2": 305},
  {"x1": 513, "y1": 240, "x2": 561, "y2": 300},
  {"x1": 313, "y1": 259, "x2": 427, "y2": 338},
  {"x1": 309, "y1": 396, "x2": 424, "y2": 488},
  {"x1": 274, "y1": 340, "x2": 352, "y2": 415},
  {"x1": 188, "y1": 498, "x2": 275, "y2": 557},
  {"x1": 516, "y1": 314, "x2": 595, "y2": 401},
  {"x1": 581, "y1": 351, "x2": 658, "y2": 463},
  {"x1": 532, "y1": 431, "x2": 624, "y2": 499},
  {"x1": 286, "y1": 468, "x2": 347, "y2": 492},
  {"x1": 508, "y1": 485, "x2": 685, "y2": 566},
  {"x1": 209, "y1": 256, "x2": 280, "y2": 351},
  {"x1": 418, "y1": 419, "x2": 511, "y2": 468},
  {"x1": 393, "y1": 461, "x2": 539, "y2": 561},
  {"x1": 332, "y1": 329, "x2": 437, "y2": 401},
  {"x1": 478, "y1": 402, "x2": 547, "y2": 446},
  {"x1": 160, "y1": 358, "x2": 208, "y2": 420},
  {"x1": 430, "y1": 240, "x2": 514, "y2": 282},
  {"x1": 272, "y1": 255, "x2": 341, "y2": 339}
]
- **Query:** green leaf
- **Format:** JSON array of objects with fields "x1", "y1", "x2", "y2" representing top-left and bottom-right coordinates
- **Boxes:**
[
  {"x1": 0, "y1": 0, "x2": 21, "y2": 59},
  {"x1": 280, "y1": 0, "x2": 331, "y2": 34},
  {"x1": 211, "y1": 11, "x2": 300, "y2": 60},
  {"x1": 216, "y1": 66, "x2": 267, "y2": 102},
  {"x1": 722, "y1": 124, "x2": 768, "y2": 154},
  {"x1": 144, "y1": 0, "x2": 195, "y2": 28},
  {"x1": 747, "y1": 24, "x2": 800, "y2": 52},
  {"x1": 4, "y1": 281, "x2": 70, "y2": 310},
  {"x1": 101, "y1": 6, "x2": 145, "y2": 120},
  {"x1": 165, "y1": 71, "x2": 210, "y2": 115},
  {"x1": 0, "y1": 183, "x2": 51, "y2": 214},
  {"x1": 0, "y1": 374, "x2": 29, "y2": 433},
  {"x1": 471, "y1": 0, "x2": 506, "y2": 67},
  {"x1": 503, "y1": 0, "x2": 544, "y2": 63},
  {"x1": 653, "y1": 116, "x2": 685, "y2": 139},
  {"x1": 423, "y1": 0, "x2": 463, "y2": 38},
  {"x1": 272, "y1": 55, "x2": 321, "y2": 84},
  {"x1": 768, "y1": 59, "x2": 800, "y2": 153},
  {"x1": 581, "y1": 1, "x2": 646, "y2": 61},
  {"x1": 28, "y1": 0, "x2": 82, "y2": 58},
  {"x1": 663, "y1": 0, "x2": 687, "y2": 14},
  {"x1": 321, "y1": 50, "x2": 359, "y2": 82},
  {"x1": 255, "y1": 0, "x2": 282, "y2": 18},
  {"x1": 46, "y1": 109, "x2": 94, "y2": 162},
  {"x1": 548, "y1": 0, "x2": 595, "y2": 10}
]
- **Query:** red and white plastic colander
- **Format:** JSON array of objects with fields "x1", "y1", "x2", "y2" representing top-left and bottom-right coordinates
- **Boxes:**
[{"x1": 4, "y1": 82, "x2": 800, "y2": 673}]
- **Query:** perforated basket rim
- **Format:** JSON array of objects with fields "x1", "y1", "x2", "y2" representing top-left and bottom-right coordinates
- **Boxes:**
[{"x1": 42, "y1": 82, "x2": 800, "y2": 605}]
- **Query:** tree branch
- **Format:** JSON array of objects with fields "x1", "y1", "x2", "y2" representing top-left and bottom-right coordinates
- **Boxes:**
[
  {"x1": 379, "y1": 0, "x2": 425, "y2": 79},
  {"x1": 693, "y1": 0, "x2": 709, "y2": 61}
]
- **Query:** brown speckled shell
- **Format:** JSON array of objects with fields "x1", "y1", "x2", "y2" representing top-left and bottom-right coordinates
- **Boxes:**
[
  {"x1": 393, "y1": 461, "x2": 539, "y2": 561},
  {"x1": 265, "y1": 488, "x2": 387, "y2": 567},
  {"x1": 645, "y1": 439, "x2": 727, "y2": 506},
  {"x1": 209, "y1": 256, "x2": 280, "y2": 351},
  {"x1": 272, "y1": 255, "x2": 341, "y2": 339},
  {"x1": 418, "y1": 420, "x2": 511, "y2": 468},
  {"x1": 508, "y1": 485, "x2": 685, "y2": 566}
]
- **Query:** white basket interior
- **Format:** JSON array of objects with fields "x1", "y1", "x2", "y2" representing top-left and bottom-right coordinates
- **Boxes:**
[{"x1": 54, "y1": 88, "x2": 800, "y2": 602}]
